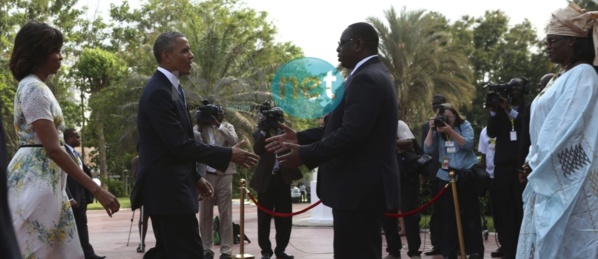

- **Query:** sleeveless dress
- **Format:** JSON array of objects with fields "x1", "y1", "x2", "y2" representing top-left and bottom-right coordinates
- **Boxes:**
[{"x1": 7, "y1": 74, "x2": 84, "y2": 258}]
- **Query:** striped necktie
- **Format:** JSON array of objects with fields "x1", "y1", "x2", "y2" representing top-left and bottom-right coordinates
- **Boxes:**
[{"x1": 178, "y1": 84, "x2": 186, "y2": 106}]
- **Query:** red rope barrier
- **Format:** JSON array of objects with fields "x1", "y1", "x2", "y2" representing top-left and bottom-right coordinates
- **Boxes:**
[
  {"x1": 385, "y1": 183, "x2": 450, "y2": 218},
  {"x1": 246, "y1": 183, "x2": 449, "y2": 218},
  {"x1": 247, "y1": 191, "x2": 322, "y2": 217}
]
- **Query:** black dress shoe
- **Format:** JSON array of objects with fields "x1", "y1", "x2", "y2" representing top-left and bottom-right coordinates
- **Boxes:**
[
  {"x1": 275, "y1": 252, "x2": 294, "y2": 259},
  {"x1": 86, "y1": 255, "x2": 106, "y2": 259},
  {"x1": 491, "y1": 247, "x2": 504, "y2": 258},
  {"x1": 424, "y1": 247, "x2": 441, "y2": 256},
  {"x1": 261, "y1": 252, "x2": 272, "y2": 259}
]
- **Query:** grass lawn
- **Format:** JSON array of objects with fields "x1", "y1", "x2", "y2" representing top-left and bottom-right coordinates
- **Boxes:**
[
  {"x1": 418, "y1": 214, "x2": 495, "y2": 232},
  {"x1": 88, "y1": 197, "x2": 131, "y2": 210}
]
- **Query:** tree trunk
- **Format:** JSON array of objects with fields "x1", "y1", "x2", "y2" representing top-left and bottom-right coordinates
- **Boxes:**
[{"x1": 96, "y1": 113, "x2": 109, "y2": 190}]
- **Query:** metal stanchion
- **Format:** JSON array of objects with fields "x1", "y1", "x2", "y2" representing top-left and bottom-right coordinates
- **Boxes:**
[
  {"x1": 449, "y1": 170, "x2": 466, "y2": 259},
  {"x1": 234, "y1": 179, "x2": 255, "y2": 259}
]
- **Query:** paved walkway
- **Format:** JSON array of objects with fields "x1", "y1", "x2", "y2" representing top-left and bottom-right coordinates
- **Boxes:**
[{"x1": 88, "y1": 201, "x2": 499, "y2": 259}]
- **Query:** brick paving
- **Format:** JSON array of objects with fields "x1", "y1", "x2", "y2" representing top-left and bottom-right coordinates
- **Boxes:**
[{"x1": 87, "y1": 201, "x2": 499, "y2": 259}]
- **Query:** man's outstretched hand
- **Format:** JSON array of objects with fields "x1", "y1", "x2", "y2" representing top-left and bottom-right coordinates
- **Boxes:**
[
  {"x1": 231, "y1": 140, "x2": 259, "y2": 168},
  {"x1": 265, "y1": 123, "x2": 298, "y2": 154},
  {"x1": 276, "y1": 142, "x2": 303, "y2": 168}
]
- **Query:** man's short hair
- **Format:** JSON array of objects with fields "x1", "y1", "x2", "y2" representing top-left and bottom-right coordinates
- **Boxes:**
[
  {"x1": 153, "y1": 32, "x2": 186, "y2": 64},
  {"x1": 64, "y1": 128, "x2": 77, "y2": 140},
  {"x1": 432, "y1": 94, "x2": 446, "y2": 103},
  {"x1": 347, "y1": 22, "x2": 379, "y2": 53}
]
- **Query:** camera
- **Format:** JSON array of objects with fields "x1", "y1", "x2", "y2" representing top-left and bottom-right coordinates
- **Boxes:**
[
  {"x1": 416, "y1": 154, "x2": 433, "y2": 167},
  {"x1": 433, "y1": 104, "x2": 447, "y2": 128},
  {"x1": 484, "y1": 82, "x2": 514, "y2": 108},
  {"x1": 197, "y1": 100, "x2": 220, "y2": 123},
  {"x1": 257, "y1": 100, "x2": 284, "y2": 131}
]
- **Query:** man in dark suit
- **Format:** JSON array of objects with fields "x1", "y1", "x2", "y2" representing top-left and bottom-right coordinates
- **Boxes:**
[
  {"x1": 249, "y1": 107, "x2": 302, "y2": 259},
  {"x1": 266, "y1": 22, "x2": 400, "y2": 258},
  {"x1": 136, "y1": 31, "x2": 258, "y2": 259},
  {"x1": 63, "y1": 129, "x2": 105, "y2": 259},
  {"x1": 420, "y1": 94, "x2": 445, "y2": 256},
  {"x1": 486, "y1": 77, "x2": 527, "y2": 259},
  {"x1": 0, "y1": 105, "x2": 21, "y2": 259}
]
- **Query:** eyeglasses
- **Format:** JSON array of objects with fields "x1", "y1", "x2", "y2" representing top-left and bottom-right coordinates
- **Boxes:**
[
  {"x1": 545, "y1": 36, "x2": 568, "y2": 46},
  {"x1": 338, "y1": 38, "x2": 354, "y2": 47}
]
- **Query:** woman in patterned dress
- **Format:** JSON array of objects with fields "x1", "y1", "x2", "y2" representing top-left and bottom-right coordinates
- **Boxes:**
[{"x1": 6, "y1": 21, "x2": 120, "y2": 258}]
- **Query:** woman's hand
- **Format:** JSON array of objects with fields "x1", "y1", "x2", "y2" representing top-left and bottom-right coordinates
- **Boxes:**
[
  {"x1": 519, "y1": 162, "x2": 532, "y2": 183},
  {"x1": 428, "y1": 117, "x2": 435, "y2": 131},
  {"x1": 435, "y1": 122, "x2": 451, "y2": 133},
  {"x1": 93, "y1": 188, "x2": 120, "y2": 217}
]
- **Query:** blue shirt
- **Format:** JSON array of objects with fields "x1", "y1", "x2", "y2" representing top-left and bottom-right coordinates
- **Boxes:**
[{"x1": 423, "y1": 120, "x2": 478, "y2": 181}]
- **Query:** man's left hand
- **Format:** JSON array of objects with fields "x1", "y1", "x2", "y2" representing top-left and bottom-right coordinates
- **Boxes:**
[
  {"x1": 277, "y1": 142, "x2": 303, "y2": 168},
  {"x1": 196, "y1": 178, "x2": 214, "y2": 199}
]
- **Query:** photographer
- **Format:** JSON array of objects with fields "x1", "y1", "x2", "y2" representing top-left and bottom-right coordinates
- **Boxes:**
[
  {"x1": 194, "y1": 101, "x2": 238, "y2": 259},
  {"x1": 485, "y1": 77, "x2": 527, "y2": 259},
  {"x1": 249, "y1": 103, "x2": 301, "y2": 259},
  {"x1": 383, "y1": 120, "x2": 423, "y2": 259},
  {"x1": 420, "y1": 94, "x2": 446, "y2": 256},
  {"x1": 424, "y1": 103, "x2": 484, "y2": 259}
]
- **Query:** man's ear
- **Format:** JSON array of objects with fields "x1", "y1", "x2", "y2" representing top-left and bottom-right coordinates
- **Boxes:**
[
  {"x1": 354, "y1": 38, "x2": 365, "y2": 53},
  {"x1": 161, "y1": 51, "x2": 170, "y2": 65}
]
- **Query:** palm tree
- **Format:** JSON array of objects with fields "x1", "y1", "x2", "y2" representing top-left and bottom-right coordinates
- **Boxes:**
[
  {"x1": 182, "y1": 1, "x2": 303, "y2": 143},
  {"x1": 368, "y1": 7, "x2": 476, "y2": 124}
]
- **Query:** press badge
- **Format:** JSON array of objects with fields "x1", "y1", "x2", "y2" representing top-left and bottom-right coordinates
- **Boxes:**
[
  {"x1": 445, "y1": 141, "x2": 456, "y2": 154},
  {"x1": 442, "y1": 157, "x2": 450, "y2": 170},
  {"x1": 510, "y1": 130, "x2": 517, "y2": 141}
]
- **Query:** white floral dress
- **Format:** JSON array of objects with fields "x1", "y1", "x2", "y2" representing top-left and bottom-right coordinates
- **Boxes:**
[{"x1": 7, "y1": 74, "x2": 84, "y2": 258}]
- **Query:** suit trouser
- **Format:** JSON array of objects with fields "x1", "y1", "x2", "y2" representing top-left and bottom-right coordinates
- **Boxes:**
[
  {"x1": 333, "y1": 207, "x2": 385, "y2": 259},
  {"x1": 72, "y1": 202, "x2": 95, "y2": 257},
  {"x1": 383, "y1": 174, "x2": 421, "y2": 257},
  {"x1": 256, "y1": 172, "x2": 292, "y2": 256},
  {"x1": 145, "y1": 213, "x2": 203, "y2": 259},
  {"x1": 493, "y1": 161, "x2": 524, "y2": 258},
  {"x1": 438, "y1": 179, "x2": 484, "y2": 258},
  {"x1": 199, "y1": 173, "x2": 233, "y2": 255}
]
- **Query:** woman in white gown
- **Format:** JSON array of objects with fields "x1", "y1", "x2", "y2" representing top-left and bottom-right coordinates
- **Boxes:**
[
  {"x1": 7, "y1": 21, "x2": 120, "y2": 258},
  {"x1": 517, "y1": 3, "x2": 598, "y2": 258}
]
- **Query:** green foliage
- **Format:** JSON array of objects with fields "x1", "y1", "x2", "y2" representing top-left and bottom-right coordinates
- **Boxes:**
[
  {"x1": 368, "y1": 7, "x2": 475, "y2": 124},
  {"x1": 574, "y1": 0, "x2": 598, "y2": 11},
  {"x1": 458, "y1": 10, "x2": 553, "y2": 135},
  {"x1": 105, "y1": 178, "x2": 126, "y2": 197}
]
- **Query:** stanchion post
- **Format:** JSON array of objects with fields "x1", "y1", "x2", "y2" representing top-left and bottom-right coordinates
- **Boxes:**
[
  {"x1": 234, "y1": 179, "x2": 255, "y2": 259},
  {"x1": 449, "y1": 170, "x2": 466, "y2": 259}
]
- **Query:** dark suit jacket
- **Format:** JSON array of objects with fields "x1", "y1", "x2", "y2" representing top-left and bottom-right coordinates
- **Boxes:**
[
  {"x1": 249, "y1": 130, "x2": 302, "y2": 193},
  {"x1": 297, "y1": 57, "x2": 400, "y2": 211},
  {"x1": 518, "y1": 104, "x2": 531, "y2": 167},
  {"x1": 65, "y1": 146, "x2": 94, "y2": 205},
  {"x1": 137, "y1": 70, "x2": 232, "y2": 215},
  {"x1": 486, "y1": 105, "x2": 525, "y2": 164}
]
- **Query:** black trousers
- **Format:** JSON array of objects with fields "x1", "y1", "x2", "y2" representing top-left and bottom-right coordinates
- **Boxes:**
[
  {"x1": 144, "y1": 213, "x2": 203, "y2": 259},
  {"x1": 72, "y1": 202, "x2": 95, "y2": 257},
  {"x1": 438, "y1": 179, "x2": 484, "y2": 257},
  {"x1": 427, "y1": 178, "x2": 441, "y2": 248},
  {"x1": 256, "y1": 172, "x2": 292, "y2": 256},
  {"x1": 333, "y1": 208, "x2": 385, "y2": 259},
  {"x1": 493, "y1": 161, "x2": 524, "y2": 258},
  {"x1": 383, "y1": 174, "x2": 421, "y2": 257}
]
